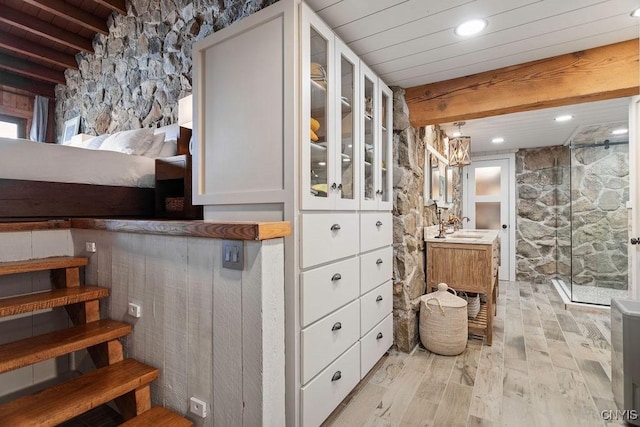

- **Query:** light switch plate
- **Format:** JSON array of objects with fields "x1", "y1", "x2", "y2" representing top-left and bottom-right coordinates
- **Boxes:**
[{"x1": 222, "y1": 240, "x2": 244, "y2": 270}]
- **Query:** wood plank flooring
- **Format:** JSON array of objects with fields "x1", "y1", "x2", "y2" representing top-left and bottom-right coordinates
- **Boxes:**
[{"x1": 324, "y1": 280, "x2": 623, "y2": 427}]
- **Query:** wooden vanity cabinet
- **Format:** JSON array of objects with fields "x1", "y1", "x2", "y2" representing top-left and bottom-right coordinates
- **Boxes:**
[{"x1": 426, "y1": 238, "x2": 499, "y2": 344}]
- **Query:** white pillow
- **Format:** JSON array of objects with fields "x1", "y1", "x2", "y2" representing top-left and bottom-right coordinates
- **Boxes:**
[
  {"x1": 65, "y1": 138, "x2": 92, "y2": 148},
  {"x1": 99, "y1": 128, "x2": 155, "y2": 155},
  {"x1": 158, "y1": 139, "x2": 177, "y2": 157},
  {"x1": 85, "y1": 134, "x2": 109, "y2": 150},
  {"x1": 142, "y1": 132, "x2": 166, "y2": 157}
]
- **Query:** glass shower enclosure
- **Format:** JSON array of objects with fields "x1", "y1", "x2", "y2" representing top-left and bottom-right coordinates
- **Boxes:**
[{"x1": 554, "y1": 127, "x2": 630, "y2": 305}]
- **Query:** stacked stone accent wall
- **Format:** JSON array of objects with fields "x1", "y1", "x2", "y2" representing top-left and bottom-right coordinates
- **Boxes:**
[
  {"x1": 516, "y1": 146, "x2": 570, "y2": 283},
  {"x1": 571, "y1": 144, "x2": 629, "y2": 289},
  {"x1": 392, "y1": 87, "x2": 425, "y2": 352},
  {"x1": 516, "y1": 144, "x2": 629, "y2": 290},
  {"x1": 55, "y1": 0, "x2": 278, "y2": 138}
]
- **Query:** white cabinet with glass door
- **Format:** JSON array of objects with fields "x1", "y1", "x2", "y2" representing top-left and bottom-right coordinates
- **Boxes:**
[
  {"x1": 360, "y1": 65, "x2": 392, "y2": 211},
  {"x1": 302, "y1": 9, "x2": 359, "y2": 210}
]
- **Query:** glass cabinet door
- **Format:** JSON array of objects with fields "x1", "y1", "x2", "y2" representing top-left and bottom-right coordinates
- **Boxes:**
[
  {"x1": 360, "y1": 63, "x2": 378, "y2": 210},
  {"x1": 378, "y1": 82, "x2": 393, "y2": 210},
  {"x1": 301, "y1": 6, "x2": 334, "y2": 209},
  {"x1": 335, "y1": 39, "x2": 358, "y2": 209}
]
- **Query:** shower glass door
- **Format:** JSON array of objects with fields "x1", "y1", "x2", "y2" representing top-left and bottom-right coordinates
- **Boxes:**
[{"x1": 569, "y1": 140, "x2": 630, "y2": 305}]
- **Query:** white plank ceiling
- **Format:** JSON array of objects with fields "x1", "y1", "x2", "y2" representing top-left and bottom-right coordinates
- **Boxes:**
[
  {"x1": 439, "y1": 97, "x2": 631, "y2": 153},
  {"x1": 307, "y1": 0, "x2": 639, "y2": 153}
]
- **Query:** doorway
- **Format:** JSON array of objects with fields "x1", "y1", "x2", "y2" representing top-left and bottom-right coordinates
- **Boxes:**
[{"x1": 462, "y1": 154, "x2": 516, "y2": 281}]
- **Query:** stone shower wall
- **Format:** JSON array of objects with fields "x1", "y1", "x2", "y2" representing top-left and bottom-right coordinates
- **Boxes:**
[
  {"x1": 571, "y1": 144, "x2": 629, "y2": 289},
  {"x1": 516, "y1": 144, "x2": 629, "y2": 290},
  {"x1": 392, "y1": 87, "x2": 425, "y2": 352},
  {"x1": 516, "y1": 146, "x2": 570, "y2": 283},
  {"x1": 55, "y1": 0, "x2": 278, "y2": 138}
]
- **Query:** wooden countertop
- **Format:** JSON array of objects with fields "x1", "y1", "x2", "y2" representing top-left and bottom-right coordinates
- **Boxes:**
[{"x1": 0, "y1": 219, "x2": 290, "y2": 241}]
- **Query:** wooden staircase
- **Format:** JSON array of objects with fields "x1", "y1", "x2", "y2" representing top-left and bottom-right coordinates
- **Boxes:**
[{"x1": 0, "y1": 256, "x2": 192, "y2": 426}]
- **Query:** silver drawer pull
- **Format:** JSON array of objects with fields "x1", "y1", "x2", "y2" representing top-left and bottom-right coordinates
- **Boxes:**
[
  {"x1": 330, "y1": 224, "x2": 341, "y2": 231},
  {"x1": 331, "y1": 371, "x2": 342, "y2": 382},
  {"x1": 376, "y1": 258, "x2": 383, "y2": 265},
  {"x1": 375, "y1": 220, "x2": 383, "y2": 227},
  {"x1": 376, "y1": 295, "x2": 383, "y2": 302},
  {"x1": 330, "y1": 182, "x2": 337, "y2": 190},
  {"x1": 376, "y1": 332, "x2": 383, "y2": 340},
  {"x1": 331, "y1": 273, "x2": 342, "y2": 281},
  {"x1": 331, "y1": 322, "x2": 342, "y2": 331}
]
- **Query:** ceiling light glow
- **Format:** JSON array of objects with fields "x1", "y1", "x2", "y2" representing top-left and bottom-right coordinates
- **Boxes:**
[
  {"x1": 492, "y1": 137, "x2": 504, "y2": 144},
  {"x1": 554, "y1": 115, "x2": 573, "y2": 122},
  {"x1": 612, "y1": 128, "x2": 628, "y2": 135},
  {"x1": 454, "y1": 19, "x2": 487, "y2": 37},
  {"x1": 452, "y1": 131, "x2": 462, "y2": 137},
  {"x1": 631, "y1": 8, "x2": 640, "y2": 17}
]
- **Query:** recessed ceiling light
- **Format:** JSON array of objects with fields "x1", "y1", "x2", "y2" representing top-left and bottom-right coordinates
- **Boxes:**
[
  {"x1": 554, "y1": 114, "x2": 573, "y2": 122},
  {"x1": 452, "y1": 131, "x2": 462, "y2": 137},
  {"x1": 612, "y1": 128, "x2": 628, "y2": 135},
  {"x1": 318, "y1": 161, "x2": 326, "y2": 166},
  {"x1": 492, "y1": 137, "x2": 504, "y2": 144},
  {"x1": 342, "y1": 158, "x2": 351, "y2": 162},
  {"x1": 631, "y1": 8, "x2": 640, "y2": 17},
  {"x1": 454, "y1": 19, "x2": 487, "y2": 37}
]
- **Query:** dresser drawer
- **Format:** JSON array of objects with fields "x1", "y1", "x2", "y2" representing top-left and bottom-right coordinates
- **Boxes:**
[
  {"x1": 300, "y1": 213, "x2": 359, "y2": 269},
  {"x1": 360, "y1": 212, "x2": 392, "y2": 252},
  {"x1": 360, "y1": 246, "x2": 393, "y2": 295},
  {"x1": 301, "y1": 300, "x2": 359, "y2": 384},
  {"x1": 301, "y1": 342, "x2": 360, "y2": 427},
  {"x1": 360, "y1": 280, "x2": 392, "y2": 336},
  {"x1": 301, "y1": 258, "x2": 360, "y2": 327},
  {"x1": 360, "y1": 313, "x2": 393, "y2": 379}
]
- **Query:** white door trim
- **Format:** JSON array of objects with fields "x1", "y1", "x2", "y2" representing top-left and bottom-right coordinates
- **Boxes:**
[{"x1": 462, "y1": 152, "x2": 516, "y2": 282}]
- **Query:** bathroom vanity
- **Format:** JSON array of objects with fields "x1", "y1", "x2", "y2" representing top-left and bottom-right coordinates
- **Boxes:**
[{"x1": 425, "y1": 229, "x2": 500, "y2": 344}]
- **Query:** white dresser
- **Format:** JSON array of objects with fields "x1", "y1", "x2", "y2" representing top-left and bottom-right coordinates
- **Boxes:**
[{"x1": 192, "y1": 1, "x2": 393, "y2": 425}]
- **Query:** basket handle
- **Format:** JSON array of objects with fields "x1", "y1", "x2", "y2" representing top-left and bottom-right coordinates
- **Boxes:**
[{"x1": 424, "y1": 297, "x2": 446, "y2": 315}]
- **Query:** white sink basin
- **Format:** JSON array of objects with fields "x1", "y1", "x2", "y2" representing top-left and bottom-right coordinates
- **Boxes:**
[{"x1": 451, "y1": 231, "x2": 486, "y2": 239}]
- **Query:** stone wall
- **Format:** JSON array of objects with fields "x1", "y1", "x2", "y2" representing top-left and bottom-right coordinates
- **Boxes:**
[
  {"x1": 55, "y1": 0, "x2": 277, "y2": 138},
  {"x1": 571, "y1": 143, "x2": 629, "y2": 289},
  {"x1": 516, "y1": 146, "x2": 570, "y2": 283},
  {"x1": 516, "y1": 144, "x2": 629, "y2": 290},
  {"x1": 392, "y1": 87, "x2": 425, "y2": 352}
]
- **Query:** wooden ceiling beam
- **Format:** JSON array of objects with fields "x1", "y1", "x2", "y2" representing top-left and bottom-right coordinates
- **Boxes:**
[
  {"x1": 94, "y1": 0, "x2": 127, "y2": 15},
  {"x1": 0, "y1": 31, "x2": 78, "y2": 70},
  {"x1": 405, "y1": 39, "x2": 640, "y2": 126},
  {"x1": 0, "y1": 53, "x2": 66, "y2": 85},
  {"x1": 0, "y1": 6, "x2": 94, "y2": 53},
  {"x1": 0, "y1": 71, "x2": 56, "y2": 98},
  {"x1": 21, "y1": 0, "x2": 109, "y2": 35}
]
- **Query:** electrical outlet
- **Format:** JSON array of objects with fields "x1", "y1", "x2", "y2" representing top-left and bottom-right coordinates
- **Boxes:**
[
  {"x1": 127, "y1": 302, "x2": 141, "y2": 318},
  {"x1": 85, "y1": 242, "x2": 96, "y2": 253},
  {"x1": 189, "y1": 396, "x2": 208, "y2": 418},
  {"x1": 222, "y1": 240, "x2": 244, "y2": 270}
]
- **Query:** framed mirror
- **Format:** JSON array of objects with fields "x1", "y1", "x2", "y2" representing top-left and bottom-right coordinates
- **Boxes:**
[{"x1": 424, "y1": 154, "x2": 450, "y2": 208}]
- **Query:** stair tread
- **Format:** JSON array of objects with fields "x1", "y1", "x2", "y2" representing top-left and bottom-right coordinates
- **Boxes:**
[
  {"x1": 0, "y1": 358, "x2": 158, "y2": 427},
  {"x1": 0, "y1": 319, "x2": 132, "y2": 374},
  {"x1": 120, "y1": 406, "x2": 193, "y2": 426},
  {"x1": 0, "y1": 256, "x2": 88, "y2": 276},
  {"x1": 0, "y1": 286, "x2": 109, "y2": 318}
]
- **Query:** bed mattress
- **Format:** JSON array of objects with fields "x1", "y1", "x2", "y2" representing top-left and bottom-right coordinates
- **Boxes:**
[{"x1": 0, "y1": 137, "x2": 156, "y2": 188}]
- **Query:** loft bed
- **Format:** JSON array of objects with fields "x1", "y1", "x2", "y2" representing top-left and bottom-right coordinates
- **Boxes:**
[{"x1": 0, "y1": 125, "x2": 190, "y2": 221}]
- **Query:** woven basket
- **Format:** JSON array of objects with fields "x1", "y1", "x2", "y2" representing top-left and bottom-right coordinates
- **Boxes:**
[
  {"x1": 463, "y1": 292, "x2": 480, "y2": 319},
  {"x1": 419, "y1": 283, "x2": 468, "y2": 356}
]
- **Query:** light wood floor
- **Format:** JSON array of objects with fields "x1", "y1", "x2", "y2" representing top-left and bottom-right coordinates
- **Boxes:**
[{"x1": 324, "y1": 281, "x2": 623, "y2": 427}]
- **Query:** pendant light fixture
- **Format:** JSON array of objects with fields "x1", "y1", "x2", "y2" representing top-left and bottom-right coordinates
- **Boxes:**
[{"x1": 449, "y1": 122, "x2": 471, "y2": 167}]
